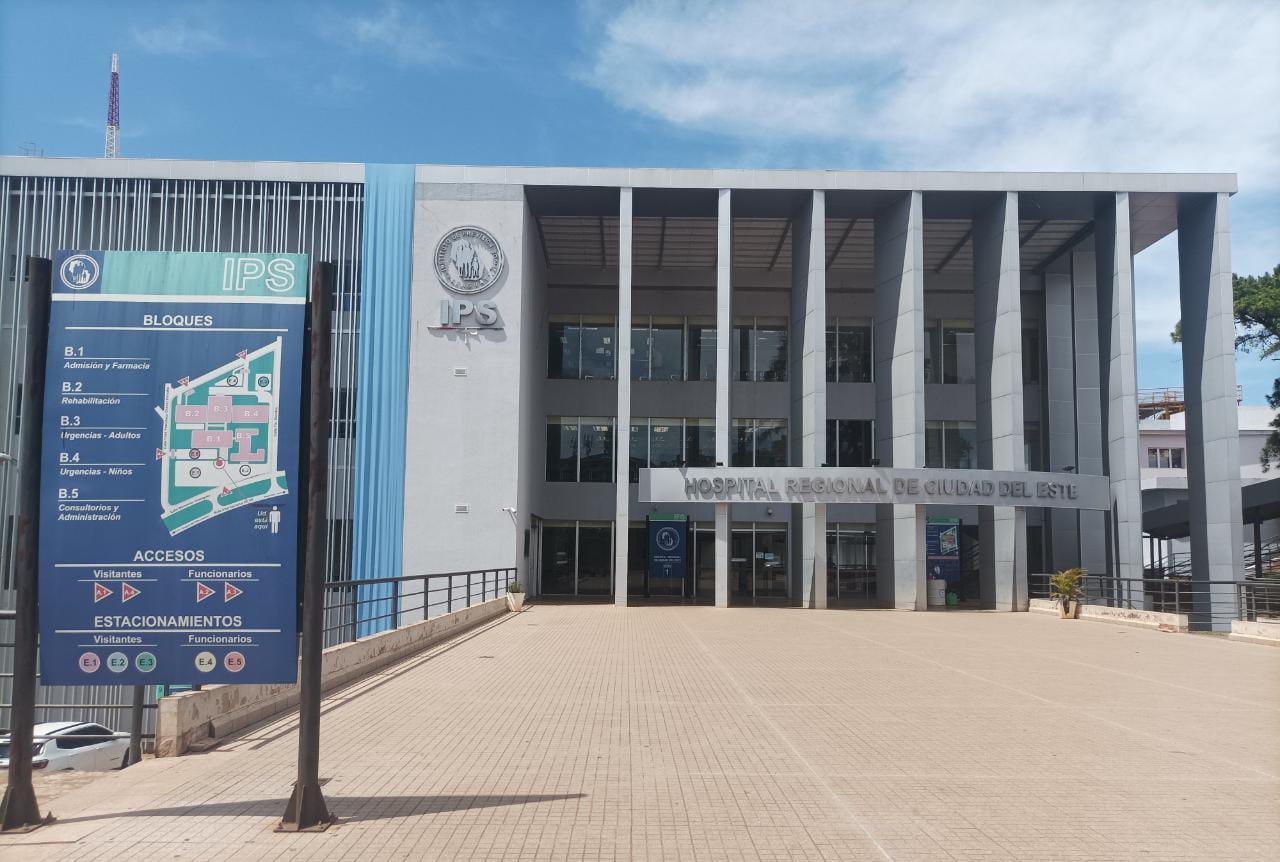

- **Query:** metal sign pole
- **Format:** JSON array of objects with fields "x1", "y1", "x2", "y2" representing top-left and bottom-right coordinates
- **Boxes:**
[
  {"x1": 279, "y1": 263, "x2": 334, "y2": 831},
  {"x1": 0, "y1": 257, "x2": 52, "y2": 832},
  {"x1": 127, "y1": 685, "x2": 144, "y2": 767}
]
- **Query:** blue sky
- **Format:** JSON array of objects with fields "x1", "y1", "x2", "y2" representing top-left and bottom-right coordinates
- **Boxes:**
[{"x1": 2, "y1": 0, "x2": 1277, "y2": 402}]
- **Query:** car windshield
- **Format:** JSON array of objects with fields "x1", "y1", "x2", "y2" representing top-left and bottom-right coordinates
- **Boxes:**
[{"x1": 0, "y1": 741, "x2": 44, "y2": 758}]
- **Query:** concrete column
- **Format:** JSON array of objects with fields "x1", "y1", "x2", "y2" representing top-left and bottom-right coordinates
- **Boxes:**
[
  {"x1": 1043, "y1": 254, "x2": 1080, "y2": 570},
  {"x1": 614, "y1": 188, "x2": 633, "y2": 607},
  {"x1": 1178, "y1": 192, "x2": 1244, "y2": 630},
  {"x1": 714, "y1": 188, "x2": 732, "y2": 608},
  {"x1": 874, "y1": 191, "x2": 926, "y2": 610},
  {"x1": 1071, "y1": 246, "x2": 1108, "y2": 578},
  {"x1": 1096, "y1": 193, "x2": 1145, "y2": 605},
  {"x1": 974, "y1": 192, "x2": 1027, "y2": 611},
  {"x1": 790, "y1": 190, "x2": 828, "y2": 608}
]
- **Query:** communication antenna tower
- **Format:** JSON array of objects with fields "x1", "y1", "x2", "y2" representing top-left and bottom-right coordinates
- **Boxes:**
[{"x1": 104, "y1": 53, "x2": 120, "y2": 159}]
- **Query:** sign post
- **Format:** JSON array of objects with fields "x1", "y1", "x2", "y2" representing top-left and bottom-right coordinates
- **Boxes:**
[
  {"x1": 0, "y1": 258, "x2": 52, "y2": 833},
  {"x1": 36, "y1": 251, "x2": 307, "y2": 687},
  {"x1": 279, "y1": 263, "x2": 334, "y2": 831}
]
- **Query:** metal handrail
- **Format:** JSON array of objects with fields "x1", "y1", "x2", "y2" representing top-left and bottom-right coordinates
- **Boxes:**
[
  {"x1": 321, "y1": 568, "x2": 517, "y2": 645},
  {"x1": 1028, "y1": 571, "x2": 1280, "y2": 626}
]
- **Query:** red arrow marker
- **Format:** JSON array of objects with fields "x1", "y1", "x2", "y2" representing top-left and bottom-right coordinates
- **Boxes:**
[
  {"x1": 155, "y1": 448, "x2": 166, "y2": 460},
  {"x1": 93, "y1": 583, "x2": 112, "y2": 603},
  {"x1": 221, "y1": 486, "x2": 232, "y2": 497},
  {"x1": 121, "y1": 583, "x2": 141, "y2": 603},
  {"x1": 224, "y1": 582, "x2": 244, "y2": 602},
  {"x1": 179, "y1": 376, "x2": 190, "y2": 386},
  {"x1": 237, "y1": 349, "x2": 248, "y2": 359},
  {"x1": 195, "y1": 582, "x2": 215, "y2": 603}
]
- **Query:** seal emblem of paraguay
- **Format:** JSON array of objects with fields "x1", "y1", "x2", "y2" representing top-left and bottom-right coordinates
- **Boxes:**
[{"x1": 434, "y1": 226, "x2": 504, "y2": 295}]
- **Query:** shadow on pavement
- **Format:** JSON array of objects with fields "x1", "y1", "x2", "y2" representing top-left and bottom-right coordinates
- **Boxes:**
[{"x1": 51, "y1": 793, "x2": 587, "y2": 825}]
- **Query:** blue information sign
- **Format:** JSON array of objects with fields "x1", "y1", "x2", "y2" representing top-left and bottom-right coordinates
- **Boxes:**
[
  {"x1": 648, "y1": 514, "x2": 688, "y2": 583},
  {"x1": 926, "y1": 517, "x2": 962, "y2": 585},
  {"x1": 38, "y1": 250, "x2": 307, "y2": 685}
]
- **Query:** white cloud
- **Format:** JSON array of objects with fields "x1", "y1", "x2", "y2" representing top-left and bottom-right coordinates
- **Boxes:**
[
  {"x1": 585, "y1": 1, "x2": 1280, "y2": 399},
  {"x1": 130, "y1": 16, "x2": 225, "y2": 56},
  {"x1": 584, "y1": 0, "x2": 1280, "y2": 189},
  {"x1": 328, "y1": 1, "x2": 441, "y2": 66}
]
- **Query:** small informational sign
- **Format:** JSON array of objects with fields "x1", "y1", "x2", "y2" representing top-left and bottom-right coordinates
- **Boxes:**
[
  {"x1": 647, "y1": 514, "x2": 688, "y2": 583},
  {"x1": 38, "y1": 250, "x2": 307, "y2": 685},
  {"x1": 926, "y1": 517, "x2": 962, "y2": 585}
]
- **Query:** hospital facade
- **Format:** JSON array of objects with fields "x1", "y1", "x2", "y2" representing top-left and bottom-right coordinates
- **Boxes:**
[{"x1": 0, "y1": 160, "x2": 1243, "y2": 635}]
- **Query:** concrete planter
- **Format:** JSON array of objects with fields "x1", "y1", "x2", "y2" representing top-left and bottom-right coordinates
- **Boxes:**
[
  {"x1": 1058, "y1": 598, "x2": 1081, "y2": 619},
  {"x1": 507, "y1": 592, "x2": 525, "y2": 612}
]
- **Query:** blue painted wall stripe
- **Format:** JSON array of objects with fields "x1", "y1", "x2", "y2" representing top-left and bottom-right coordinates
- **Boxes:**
[{"x1": 352, "y1": 163, "x2": 415, "y2": 637}]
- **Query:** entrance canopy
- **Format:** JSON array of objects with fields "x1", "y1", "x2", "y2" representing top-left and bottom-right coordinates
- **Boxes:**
[{"x1": 639, "y1": 467, "x2": 1110, "y2": 509}]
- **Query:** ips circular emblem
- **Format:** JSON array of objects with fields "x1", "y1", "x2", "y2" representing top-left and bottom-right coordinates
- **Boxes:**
[
  {"x1": 656, "y1": 526, "x2": 680, "y2": 553},
  {"x1": 434, "y1": 226, "x2": 504, "y2": 295},
  {"x1": 60, "y1": 254, "x2": 100, "y2": 290}
]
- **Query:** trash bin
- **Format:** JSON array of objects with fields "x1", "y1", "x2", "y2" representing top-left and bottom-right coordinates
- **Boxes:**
[{"x1": 927, "y1": 578, "x2": 947, "y2": 608}]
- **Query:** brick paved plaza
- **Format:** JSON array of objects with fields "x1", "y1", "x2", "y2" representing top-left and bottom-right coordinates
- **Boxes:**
[{"x1": 3, "y1": 605, "x2": 1278, "y2": 861}]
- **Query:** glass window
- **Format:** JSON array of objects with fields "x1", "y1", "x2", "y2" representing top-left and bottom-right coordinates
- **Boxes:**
[
  {"x1": 754, "y1": 420, "x2": 788, "y2": 466},
  {"x1": 732, "y1": 419, "x2": 788, "y2": 467},
  {"x1": 578, "y1": 418, "x2": 614, "y2": 482},
  {"x1": 685, "y1": 419, "x2": 716, "y2": 467},
  {"x1": 833, "y1": 419, "x2": 873, "y2": 467},
  {"x1": 580, "y1": 318, "x2": 615, "y2": 379},
  {"x1": 924, "y1": 322, "x2": 941, "y2": 383},
  {"x1": 546, "y1": 418, "x2": 578, "y2": 481},
  {"x1": 541, "y1": 523, "x2": 577, "y2": 595},
  {"x1": 629, "y1": 421, "x2": 647, "y2": 483},
  {"x1": 687, "y1": 319, "x2": 716, "y2": 381},
  {"x1": 1024, "y1": 423, "x2": 1040, "y2": 471},
  {"x1": 1148, "y1": 448, "x2": 1159, "y2": 468},
  {"x1": 649, "y1": 419, "x2": 683, "y2": 468},
  {"x1": 945, "y1": 422, "x2": 977, "y2": 469},
  {"x1": 942, "y1": 321, "x2": 975, "y2": 384},
  {"x1": 576, "y1": 523, "x2": 613, "y2": 595},
  {"x1": 733, "y1": 323, "x2": 752, "y2": 381},
  {"x1": 828, "y1": 321, "x2": 872, "y2": 383},
  {"x1": 731, "y1": 420, "x2": 753, "y2": 467},
  {"x1": 754, "y1": 527, "x2": 788, "y2": 597},
  {"x1": 548, "y1": 320, "x2": 581, "y2": 380},
  {"x1": 1022, "y1": 328, "x2": 1041, "y2": 385},
  {"x1": 926, "y1": 420, "x2": 976, "y2": 469},
  {"x1": 631, "y1": 323, "x2": 651, "y2": 381},
  {"x1": 754, "y1": 324, "x2": 788, "y2": 381},
  {"x1": 649, "y1": 319, "x2": 683, "y2": 381},
  {"x1": 1171, "y1": 448, "x2": 1184, "y2": 469},
  {"x1": 925, "y1": 422, "x2": 944, "y2": 468}
]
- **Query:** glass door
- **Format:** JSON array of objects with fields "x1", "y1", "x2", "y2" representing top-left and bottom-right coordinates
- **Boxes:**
[
  {"x1": 731, "y1": 529, "x2": 754, "y2": 599},
  {"x1": 694, "y1": 526, "x2": 715, "y2": 601}
]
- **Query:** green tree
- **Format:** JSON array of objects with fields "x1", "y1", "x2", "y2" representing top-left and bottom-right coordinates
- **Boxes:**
[{"x1": 1172, "y1": 264, "x2": 1280, "y2": 468}]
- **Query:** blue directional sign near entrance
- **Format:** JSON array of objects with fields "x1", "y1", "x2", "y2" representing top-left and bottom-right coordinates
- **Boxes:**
[{"x1": 38, "y1": 250, "x2": 307, "y2": 685}]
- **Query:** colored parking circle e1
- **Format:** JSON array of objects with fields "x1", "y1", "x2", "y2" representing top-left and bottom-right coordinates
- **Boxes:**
[{"x1": 78, "y1": 652, "x2": 101, "y2": 673}]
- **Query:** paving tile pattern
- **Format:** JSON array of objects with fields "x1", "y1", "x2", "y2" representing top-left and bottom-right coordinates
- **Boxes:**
[{"x1": 2, "y1": 606, "x2": 1277, "y2": 860}]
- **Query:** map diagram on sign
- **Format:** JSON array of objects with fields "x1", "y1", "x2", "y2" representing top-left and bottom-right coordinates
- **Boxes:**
[{"x1": 157, "y1": 338, "x2": 288, "y2": 535}]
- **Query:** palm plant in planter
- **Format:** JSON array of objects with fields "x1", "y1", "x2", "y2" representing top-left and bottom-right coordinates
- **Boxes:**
[
  {"x1": 1049, "y1": 567, "x2": 1085, "y2": 619},
  {"x1": 506, "y1": 579, "x2": 526, "y2": 612}
]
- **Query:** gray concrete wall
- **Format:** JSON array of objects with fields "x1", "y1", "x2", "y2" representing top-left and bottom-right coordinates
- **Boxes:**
[
  {"x1": 1177, "y1": 192, "x2": 1244, "y2": 628},
  {"x1": 790, "y1": 191, "x2": 828, "y2": 607},
  {"x1": 1096, "y1": 194, "x2": 1145, "y2": 602},
  {"x1": 974, "y1": 192, "x2": 1028, "y2": 610},
  {"x1": 874, "y1": 192, "x2": 926, "y2": 609},
  {"x1": 404, "y1": 185, "x2": 528, "y2": 587}
]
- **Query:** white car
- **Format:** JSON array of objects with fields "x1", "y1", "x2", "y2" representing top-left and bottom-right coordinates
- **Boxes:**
[{"x1": 0, "y1": 721, "x2": 131, "y2": 772}]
